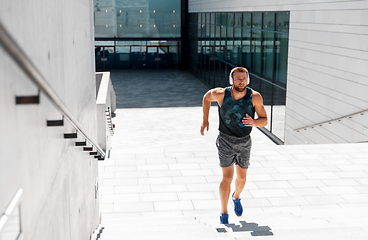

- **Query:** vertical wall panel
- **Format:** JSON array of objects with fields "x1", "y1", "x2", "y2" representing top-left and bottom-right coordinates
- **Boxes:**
[{"x1": 189, "y1": 0, "x2": 368, "y2": 144}]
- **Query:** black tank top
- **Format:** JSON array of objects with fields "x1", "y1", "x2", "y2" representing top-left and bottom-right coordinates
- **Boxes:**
[{"x1": 218, "y1": 86, "x2": 255, "y2": 137}]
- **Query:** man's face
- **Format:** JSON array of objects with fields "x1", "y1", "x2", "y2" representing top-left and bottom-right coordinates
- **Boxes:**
[{"x1": 232, "y1": 71, "x2": 248, "y2": 92}]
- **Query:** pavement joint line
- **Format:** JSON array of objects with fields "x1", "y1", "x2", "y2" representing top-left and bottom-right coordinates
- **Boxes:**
[{"x1": 97, "y1": 69, "x2": 368, "y2": 240}]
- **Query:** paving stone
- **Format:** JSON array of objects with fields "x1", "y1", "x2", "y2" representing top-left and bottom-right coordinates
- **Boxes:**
[
  {"x1": 319, "y1": 186, "x2": 361, "y2": 195},
  {"x1": 114, "y1": 170, "x2": 148, "y2": 178},
  {"x1": 267, "y1": 196, "x2": 310, "y2": 206},
  {"x1": 154, "y1": 201, "x2": 194, "y2": 211},
  {"x1": 150, "y1": 184, "x2": 188, "y2": 192},
  {"x1": 148, "y1": 170, "x2": 182, "y2": 177},
  {"x1": 254, "y1": 181, "x2": 293, "y2": 189},
  {"x1": 139, "y1": 192, "x2": 178, "y2": 202},
  {"x1": 101, "y1": 193, "x2": 140, "y2": 203},
  {"x1": 114, "y1": 202, "x2": 154, "y2": 212},
  {"x1": 97, "y1": 69, "x2": 368, "y2": 240},
  {"x1": 304, "y1": 195, "x2": 347, "y2": 205},
  {"x1": 171, "y1": 176, "x2": 207, "y2": 184},
  {"x1": 250, "y1": 189, "x2": 289, "y2": 198},
  {"x1": 178, "y1": 192, "x2": 217, "y2": 201},
  {"x1": 115, "y1": 185, "x2": 151, "y2": 194},
  {"x1": 284, "y1": 187, "x2": 325, "y2": 196}
]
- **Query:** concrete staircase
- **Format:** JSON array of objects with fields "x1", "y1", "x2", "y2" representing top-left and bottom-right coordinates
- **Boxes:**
[
  {"x1": 96, "y1": 214, "x2": 232, "y2": 240},
  {"x1": 93, "y1": 70, "x2": 368, "y2": 240}
]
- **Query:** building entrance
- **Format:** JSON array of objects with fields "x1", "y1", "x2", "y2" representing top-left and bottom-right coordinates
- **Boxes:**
[
  {"x1": 95, "y1": 46, "x2": 115, "y2": 70},
  {"x1": 95, "y1": 42, "x2": 177, "y2": 71},
  {"x1": 146, "y1": 46, "x2": 171, "y2": 69}
]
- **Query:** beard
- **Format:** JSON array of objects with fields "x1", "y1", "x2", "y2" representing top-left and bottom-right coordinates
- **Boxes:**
[{"x1": 233, "y1": 85, "x2": 246, "y2": 92}]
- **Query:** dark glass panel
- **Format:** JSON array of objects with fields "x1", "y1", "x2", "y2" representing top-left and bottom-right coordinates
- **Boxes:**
[
  {"x1": 235, "y1": 13, "x2": 242, "y2": 27},
  {"x1": 261, "y1": 32, "x2": 274, "y2": 80},
  {"x1": 251, "y1": 30, "x2": 261, "y2": 74},
  {"x1": 198, "y1": 19, "x2": 201, "y2": 38},
  {"x1": 242, "y1": 28, "x2": 251, "y2": 69},
  {"x1": 211, "y1": 13, "x2": 215, "y2": 24},
  {"x1": 221, "y1": 25, "x2": 226, "y2": 38},
  {"x1": 221, "y1": 13, "x2": 227, "y2": 25},
  {"x1": 243, "y1": 13, "x2": 251, "y2": 28},
  {"x1": 227, "y1": 26, "x2": 234, "y2": 39},
  {"x1": 263, "y1": 12, "x2": 275, "y2": 31},
  {"x1": 234, "y1": 40, "x2": 241, "y2": 66},
  {"x1": 252, "y1": 12, "x2": 262, "y2": 29},
  {"x1": 276, "y1": 12, "x2": 290, "y2": 32},
  {"x1": 227, "y1": 45, "x2": 233, "y2": 64},
  {"x1": 216, "y1": 13, "x2": 222, "y2": 25},
  {"x1": 201, "y1": 23, "x2": 206, "y2": 38},
  {"x1": 275, "y1": 33, "x2": 288, "y2": 87},
  {"x1": 211, "y1": 24, "x2": 215, "y2": 38},
  {"x1": 227, "y1": 12, "x2": 234, "y2": 26}
]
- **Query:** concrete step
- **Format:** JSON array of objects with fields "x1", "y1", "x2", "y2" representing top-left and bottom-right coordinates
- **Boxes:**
[
  {"x1": 101, "y1": 215, "x2": 201, "y2": 227},
  {"x1": 99, "y1": 221, "x2": 232, "y2": 240},
  {"x1": 98, "y1": 214, "x2": 236, "y2": 240}
]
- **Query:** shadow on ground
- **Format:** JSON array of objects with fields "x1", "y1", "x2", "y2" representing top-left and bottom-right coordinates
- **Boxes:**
[
  {"x1": 110, "y1": 69, "x2": 211, "y2": 108},
  {"x1": 217, "y1": 221, "x2": 273, "y2": 236}
]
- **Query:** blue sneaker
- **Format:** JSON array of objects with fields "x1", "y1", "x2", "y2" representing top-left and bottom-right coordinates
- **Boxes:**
[
  {"x1": 232, "y1": 192, "x2": 243, "y2": 217},
  {"x1": 220, "y1": 213, "x2": 229, "y2": 224}
]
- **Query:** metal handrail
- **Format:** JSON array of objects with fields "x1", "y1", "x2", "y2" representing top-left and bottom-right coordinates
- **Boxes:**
[
  {"x1": 0, "y1": 189, "x2": 23, "y2": 232},
  {"x1": 294, "y1": 108, "x2": 368, "y2": 132},
  {"x1": 204, "y1": 53, "x2": 287, "y2": 91},
  {"x1": 0, "y1": 22, "x2": 105, "y2": 157}
]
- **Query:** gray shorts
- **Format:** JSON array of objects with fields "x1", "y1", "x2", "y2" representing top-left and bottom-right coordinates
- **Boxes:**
[{"x1": 216, "y1": 132, "x2": 252, "y2": 169}]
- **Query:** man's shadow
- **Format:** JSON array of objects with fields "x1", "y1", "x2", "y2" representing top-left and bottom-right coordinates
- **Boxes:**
[{"x1": 217, "y1": 220, "x2": 273, "y2": 236}]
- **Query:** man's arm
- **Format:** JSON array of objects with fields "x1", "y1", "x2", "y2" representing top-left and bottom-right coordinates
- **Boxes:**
[
  {"x1": 242, "y1": 91, "x2": 268, "y2": 127},
  {"x1": 200, "y1": 88, "x2": 224, "y2": 135}
]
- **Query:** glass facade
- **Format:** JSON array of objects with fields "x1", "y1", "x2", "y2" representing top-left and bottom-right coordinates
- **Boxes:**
[
  {"x1": 95, "y1": 40, "x2": 180, "y2": 70},
  {"x1": 188, "y1": 11, "x2": 290, "y2": 142},
  {"x1": 94, "y1": 0, "x2": 181, "y2": 38},
  {"x1": 94, "y1": 0, "x2": 181, "y2": 70}
]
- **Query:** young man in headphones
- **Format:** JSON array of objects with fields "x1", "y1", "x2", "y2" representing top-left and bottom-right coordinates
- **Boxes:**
[{"x1": 200, "y1": 67, "x2": 267, "y2": 224}]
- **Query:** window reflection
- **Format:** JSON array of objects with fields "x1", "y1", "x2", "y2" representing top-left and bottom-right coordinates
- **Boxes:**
[
  {"x1": 94, "y1": 0, "x2": 181, "y2": 38},
  {"x1": 188, "y1": 11, "x2": 289, "y2": 143}
]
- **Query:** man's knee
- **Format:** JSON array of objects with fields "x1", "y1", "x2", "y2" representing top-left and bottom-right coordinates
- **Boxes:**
[
  {"x1": 222, "y1": 175, "x2": 233, "y2": 184},
  {"x1": 236, "y1": 175, "x2": 246, "y2": 183}
]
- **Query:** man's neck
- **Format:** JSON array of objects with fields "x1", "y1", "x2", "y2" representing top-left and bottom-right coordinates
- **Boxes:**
[{"x1": 230, "y1": 86, "x2": 247, "y2": 100}]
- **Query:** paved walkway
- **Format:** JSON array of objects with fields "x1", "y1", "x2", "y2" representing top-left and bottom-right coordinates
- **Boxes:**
[{"x1": 97, "y1": 69, "x2": 368, "y2": 240}]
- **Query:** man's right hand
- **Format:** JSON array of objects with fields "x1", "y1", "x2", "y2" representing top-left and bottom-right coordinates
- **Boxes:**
[{"x1": 200, "y1": 121, "x2": 209, "y2": 136}]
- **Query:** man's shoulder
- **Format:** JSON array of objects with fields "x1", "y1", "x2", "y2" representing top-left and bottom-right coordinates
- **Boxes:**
[
  {"x1": 251, "y1": 89, "x2": 261, "y2": 97},
  {"x1": 251, "y1": 89, "x2": 264, "y2": 103},
  {"x1": 211, "y1": 87, "x2": 226, "y2": 94}
]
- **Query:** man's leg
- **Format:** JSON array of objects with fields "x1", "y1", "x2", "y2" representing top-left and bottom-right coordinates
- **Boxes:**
[
  {"x1": 233, "y1": 165, "x2": 247, "y2": 199},
  {"x1": 219, "y1": 165, "x2": 234, "y2": 214}
]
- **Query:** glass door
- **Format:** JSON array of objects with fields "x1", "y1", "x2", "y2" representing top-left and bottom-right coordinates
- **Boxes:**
[
  {"x1": 130, "y1": 46, "x2": 146, "y2": 69},
  {"x1": 146, "y1": 46, "x2": 158, "y2": 69},
  {"x1": 146, "y1": 46, "x2": 171, "y2": 69},
  {"x1": 95, "y1": 46, "x2": 115, "y2": 70}
]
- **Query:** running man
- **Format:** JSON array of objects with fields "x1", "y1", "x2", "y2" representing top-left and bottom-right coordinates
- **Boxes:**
[{"x1": 200, "y1": 67, "x2": 267, "y2": 224}]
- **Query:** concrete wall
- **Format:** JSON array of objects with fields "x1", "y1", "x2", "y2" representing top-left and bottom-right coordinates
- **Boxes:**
[
  {"x1": 0, "y1": 0, "x2": 100, "y2": 239},
  {"x1": 96, "y1": 72, "x2": 116, "y2": 152},
  {"x1": 188, "y1": 0, "x2": 368, "y2": 144}
]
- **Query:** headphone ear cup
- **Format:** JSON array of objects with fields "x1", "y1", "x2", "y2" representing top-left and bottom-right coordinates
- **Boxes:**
[
  {"x1": 229, "y1": 75, "x2": 233, "y2": 85},
  {"x1": 229, "y1": 68, "x2": 236, "y2": 85}
]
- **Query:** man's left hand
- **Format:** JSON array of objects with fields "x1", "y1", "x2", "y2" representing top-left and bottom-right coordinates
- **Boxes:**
[{"x1": 242, "y1": 114, "x2": 253, "y2": 126}]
